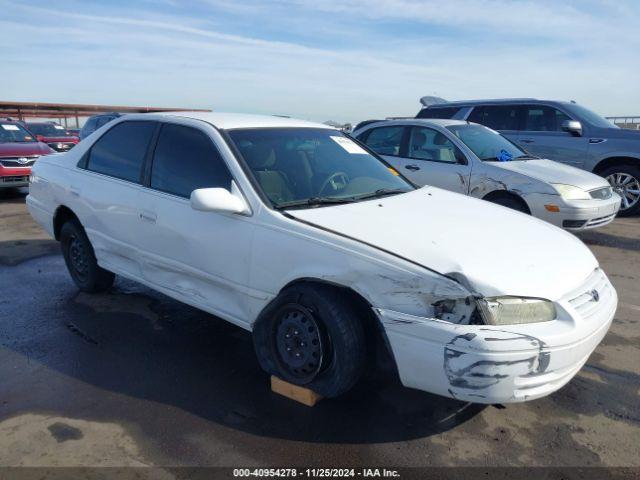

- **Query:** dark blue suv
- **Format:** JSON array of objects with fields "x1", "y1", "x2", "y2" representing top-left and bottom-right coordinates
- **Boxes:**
[{"x1": 417, "y1": 98, "x2": 640, "y2": 215}]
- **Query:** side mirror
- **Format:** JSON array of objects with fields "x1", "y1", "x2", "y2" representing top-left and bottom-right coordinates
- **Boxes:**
[
  {"x1": 36, "y1": 134, "x2": 45, "y2": 142},
  {"x1": 561, "y1": 120, "x2": 582, "y2": 136},
  {"x1": 190, "y1": 187, "x2": 249, "y2": 215}
]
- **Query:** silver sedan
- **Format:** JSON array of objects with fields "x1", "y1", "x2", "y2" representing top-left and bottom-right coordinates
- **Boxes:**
[{"x1": 353, "y1": 119, "x2": 621, "y2": 230}]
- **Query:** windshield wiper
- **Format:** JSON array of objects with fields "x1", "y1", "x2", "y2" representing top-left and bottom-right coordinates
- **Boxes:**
[
  {"x1": 275, "y1": 196, "x2": 358, "y2": 210},
  {"x1": 275, "y1": 189, "x2": 410, "y2": 210},
  {"x1": 348, "y1": 188, "x2": 410, "y2": 201}
]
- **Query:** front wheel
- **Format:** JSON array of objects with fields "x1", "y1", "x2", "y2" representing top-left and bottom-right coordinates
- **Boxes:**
[
  {"x1": 486, "y1": 193, "x2": 530, "y2": 214},
  {"x1": 60, "y1": 220, "x2": 115, "y2": 292},
  {"x1": 253, "y1": 284, "x2": 366, "y2": 397},
  {"x1": 601, "y1": 165, "x2": 640, "y2": 216}
]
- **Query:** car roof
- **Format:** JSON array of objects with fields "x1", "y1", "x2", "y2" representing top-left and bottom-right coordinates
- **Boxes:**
[
  {"x1": 146, "y1": 111, "x2": 334, "y2": 130},
  {"x1": 422, "y1": 98, "x2": 572, "y2": 108},
  {"x1": 356, "y1": 118, "x2": 469, "y2": 130}
]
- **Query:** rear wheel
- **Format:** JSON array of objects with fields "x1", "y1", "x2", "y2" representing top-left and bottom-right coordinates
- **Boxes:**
[
  {"x1": 601, "y1": 165, "x2": 640, "y2": 216},
  {"x1": 60, "y1": 220, "x2": 115, "y2": 292},
  {"x1": 253, "y1": 284, "x2": 366, "y2": 397}
]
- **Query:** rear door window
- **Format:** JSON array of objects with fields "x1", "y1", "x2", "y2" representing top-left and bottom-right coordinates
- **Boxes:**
[
  {"x1": 523, "y1": 105, "x2": 571, "y2": 131},
  {"x1": 467, "y1": 105, "x2": 520, "y2": 131},
  {"x1": 150, "y1": 123, "x2": 232, "y2": 198},
  {"x1": 87, "y1": 121, "x2": 156, "y2": 183},
  {"x1": 361, "y1": 126, "x2": 404, "y2": 156}
]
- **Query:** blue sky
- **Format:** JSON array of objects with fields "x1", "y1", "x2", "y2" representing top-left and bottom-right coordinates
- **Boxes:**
[{"x1": 1, "y1": 0, "x2": 639, "y2": 123}]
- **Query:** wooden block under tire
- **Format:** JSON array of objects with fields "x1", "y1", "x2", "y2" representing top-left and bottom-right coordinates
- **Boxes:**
[{"x1": 271, "y1": 376, "x2": 323, "y2": 407}]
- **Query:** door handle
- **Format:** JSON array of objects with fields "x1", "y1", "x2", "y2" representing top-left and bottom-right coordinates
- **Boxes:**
[
  {"x1": 520, "y1": 139, "x2": 534, "y2": 144},
  {"x1": 139, "y1": 211, "x2": 157, "y2": 224},
  {"x1": 405, "y1": 164, "x2": 421, "y2": 171}
]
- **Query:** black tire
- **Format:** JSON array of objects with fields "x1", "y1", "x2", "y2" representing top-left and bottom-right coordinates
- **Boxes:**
[
  {"x1": 600, "y1": 164, "x2": 640, "y2": 216},
  {"x1": 60, "y1": 220, "x2": 115, "y2": 292},
  {"x1": 486, "y1": 193, "x2": 530, "y2": 214},
  {"x1": 253, "y1": 283, "x2": 366, "y2": 398}
]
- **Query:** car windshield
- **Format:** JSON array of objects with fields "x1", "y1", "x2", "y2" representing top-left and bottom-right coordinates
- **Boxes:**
[
  {"x1": 227, "y1": 128, "x2": 414, "y2": 209},
  {"x1": 26, "y1": 123, "x2": 69, "y2": 136},
  {"x1": 563, "y1": 103, "x2": 618, "y2": 129},
  {"x1": 0, "y1": 123, "x2": 37, "y2": 143},
  {"x1": 447, "y1": 124, "x2": 532, "y2": 162}
]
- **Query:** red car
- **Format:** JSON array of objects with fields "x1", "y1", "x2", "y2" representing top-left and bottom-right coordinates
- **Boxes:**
[
  {"x1": 25, "y1": 122, "x2": 79, "y2": 152},
  {"x1": 0, "y1": 121, "x2": 55, "y2": 189}
]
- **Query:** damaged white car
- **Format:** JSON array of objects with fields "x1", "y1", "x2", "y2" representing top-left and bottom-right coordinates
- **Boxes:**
[
  {"x1": 353, "y1": 119, "x2": 621, "y2": 230},
  {"x1": 27, "y1": 112, "x2": 617, "y2": 403}
]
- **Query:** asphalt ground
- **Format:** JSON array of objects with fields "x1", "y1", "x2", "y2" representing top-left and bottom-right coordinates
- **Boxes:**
[{"x1": 0, "y1": 187, "x2": 638, "y2": 476}]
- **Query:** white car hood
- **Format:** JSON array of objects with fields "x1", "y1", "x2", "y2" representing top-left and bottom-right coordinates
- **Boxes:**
[
  {"x1": 287, "y1": 188, "x2": 598, "y2": 300},
  {"x1": 490, "y1": 159, "x2": 609, "y2": 191}
]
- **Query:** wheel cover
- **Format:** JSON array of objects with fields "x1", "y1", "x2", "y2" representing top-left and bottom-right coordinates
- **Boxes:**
[
  {"x1": 274, "y1": 305, "x2": 324, "y2": 383},
  {"x1": 68, "y1": 234, "x2": 89, "y2": 280},
  {"x1": 607, "y1": 172, "x2": 640, "y2": 210}
]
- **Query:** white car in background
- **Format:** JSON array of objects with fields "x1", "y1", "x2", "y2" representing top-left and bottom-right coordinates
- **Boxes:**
[
  {"x1": 353, "y1": 119, "x2": 621, "y2": 230},
  {"x1": 27, "y1": 112, "x2": 616, "y2": 403}
]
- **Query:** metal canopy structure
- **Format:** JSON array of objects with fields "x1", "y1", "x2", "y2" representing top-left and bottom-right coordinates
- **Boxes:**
[{"x1": 0, "y1": 101, "x2": 211, "y2": 127}]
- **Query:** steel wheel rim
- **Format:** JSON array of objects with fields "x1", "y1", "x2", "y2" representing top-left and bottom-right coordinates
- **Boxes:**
[
  {"x1": 274, "y1": 305, "x2": 323, "y2": 382},
  {"x1": 69, "y1": 234, "x2": 89, "y2": 280},
  {"x1": 607, "y1": 172, "x2": 640, "y2": 210}
]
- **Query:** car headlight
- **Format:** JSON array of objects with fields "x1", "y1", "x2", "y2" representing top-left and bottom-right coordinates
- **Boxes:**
[
  {"x1": 552, "y1": 183, "x2": 591, "y2": 200},
  {"x1": 476, "y1": 297, "x2": 556, "y2": 325}
]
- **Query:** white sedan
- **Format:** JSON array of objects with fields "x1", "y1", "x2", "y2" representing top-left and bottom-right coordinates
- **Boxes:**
[
  {"x1": 27, "y1": 112, "x2": 616, "y2": 403},
  {"x1": 353, "y1": 119, "x2": 621, "y2": 230}
]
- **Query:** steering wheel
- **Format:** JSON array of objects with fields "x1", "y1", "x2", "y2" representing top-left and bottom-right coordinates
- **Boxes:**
[{"x1": 319, "y1": 172, "x2": 350, "y2": 196}]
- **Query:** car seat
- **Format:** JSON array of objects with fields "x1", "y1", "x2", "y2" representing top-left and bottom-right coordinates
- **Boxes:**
[
  {"x1": 240, "y1": 143, "x2": 294, "y2": 203},
  {"x1": 433, "y1": 132, "x2": 456, "y2": 162},
  {"x1": 277, "y1": 148, "x2": 313, "y2": 198},
  {"x1": 410, "y1": 131, "x2": 436, "y2": 160}
]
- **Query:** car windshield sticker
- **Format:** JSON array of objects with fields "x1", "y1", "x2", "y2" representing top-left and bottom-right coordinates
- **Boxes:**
[
  {"x1": 1, "y1": 125, "x2": 20, "y2": 131},
  {"x1": 497, "y1": 149, "x2": 513, "y2": 162},
  {"x1": 330, "y1": 136, "x2": 368, "y2": 154}
]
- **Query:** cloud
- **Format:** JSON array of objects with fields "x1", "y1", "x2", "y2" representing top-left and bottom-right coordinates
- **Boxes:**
[{"x1": 0, "y1": 0, "x2": 638, "y2": 122}]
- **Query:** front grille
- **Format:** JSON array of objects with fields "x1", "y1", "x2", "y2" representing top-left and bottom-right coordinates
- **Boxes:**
[
  {"x1": 1, "y1": 175, "x2": 29, "y2": 184},
  {"x1": 589, "y1": 186, "x2": 613, "y2": 200},
  {"x1": 567, "y1": 268, "x2": 615, "y2": 321},
  {"x1": 0, "y1": 156, "x2": 38, "y2": 167}
]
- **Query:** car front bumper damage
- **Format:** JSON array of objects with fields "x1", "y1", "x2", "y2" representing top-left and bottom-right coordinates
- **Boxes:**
[{"x1": 375, "y1": 268, "x2": 617, "y2": 403}]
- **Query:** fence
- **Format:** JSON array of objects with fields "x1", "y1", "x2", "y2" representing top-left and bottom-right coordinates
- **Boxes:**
[{"x1": 606, "y1": 116, "x2": 640, "y2": 130}]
